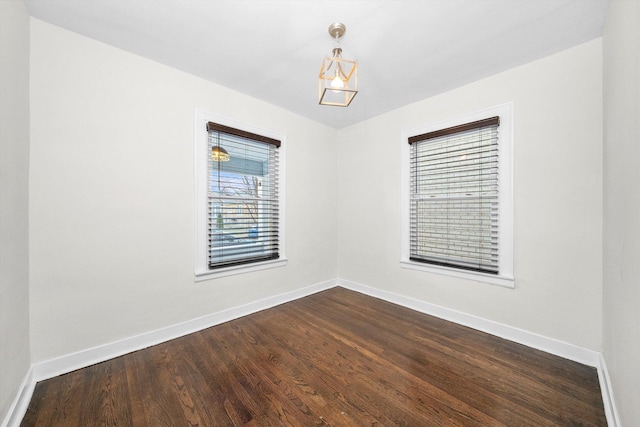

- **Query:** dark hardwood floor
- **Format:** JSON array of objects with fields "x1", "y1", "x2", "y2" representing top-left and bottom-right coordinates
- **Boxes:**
[{"x1": 21, "y1": 287, "x2": 607, "y2": 426}]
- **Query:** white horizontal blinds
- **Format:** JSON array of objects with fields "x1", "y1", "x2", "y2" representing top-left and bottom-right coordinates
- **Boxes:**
[
  {"x1": 409, "y1": 117, "x2": 500, "y2": 274},
  {"x1": 207, "y1": 122, "x2": 280, "y2": 269}
]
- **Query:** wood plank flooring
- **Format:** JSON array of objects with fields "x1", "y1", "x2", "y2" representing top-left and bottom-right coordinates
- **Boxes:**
[{"x1": 21, "y1": 288, "x2": 607, "y2": 426}]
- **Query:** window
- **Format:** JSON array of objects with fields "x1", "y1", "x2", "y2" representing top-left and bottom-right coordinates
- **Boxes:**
[
  {"x1": 195, "y1": 111, "x2": 286, "y2": 280},
  {"x1": 401, "y1": 104, "x2": 513, "y2": 287}
]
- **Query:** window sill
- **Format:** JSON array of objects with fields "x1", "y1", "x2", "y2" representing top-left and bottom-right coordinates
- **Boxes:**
[
  {"x1": 400, "y1": 260, "x2": 514, "y2": 288},
  {"x1": 196, "y1": 258, "x2": 288, "y2": 282}
]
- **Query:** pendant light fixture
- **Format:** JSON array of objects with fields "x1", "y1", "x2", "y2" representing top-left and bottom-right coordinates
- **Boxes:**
[
  {"x1": 211, "y1": 132, "x2": 230, "y2": 162},
  {"x1": 318, "y1": 22, "x2": 358, "y2": 107}
]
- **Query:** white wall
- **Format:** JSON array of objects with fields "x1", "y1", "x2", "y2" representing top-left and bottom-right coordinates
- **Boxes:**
[
  {"x1": 29, "y1": 19, "x2": 338, "y2": 363},
  {"x1": 13, "y1": 5, "x2": 640, "y2": 424},
  {"x1": 337, "y1": 39, "x2": 603, "y2": 351},
  {"x1": 603, "y1": 0, "x2": 640, "y2": 425},
  {"x1": 15, "y1": 8, "x2": 634, "y2": 425},
  {"x1": 0, "y1": 0, "x2": 31, "y2": 422}
]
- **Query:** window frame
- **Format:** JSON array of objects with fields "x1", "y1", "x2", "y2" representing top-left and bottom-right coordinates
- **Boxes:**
[
  {"x1": 400, "y1": 103, "x2": 514, "y2": 288},
  {"x1": 195, "y1": 110, "x2": 287, "y2": 281}
]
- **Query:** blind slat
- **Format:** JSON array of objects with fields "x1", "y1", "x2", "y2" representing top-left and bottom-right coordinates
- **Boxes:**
[
  {"x1": 408, "y1": 116, "x2": 499, "y2": 144},
  {"x1": 409, "y1": 120, "x2": 500, "y2": 274},
  {"x1": 207, "y1": 124, "x2": 280, "y2": 269}
]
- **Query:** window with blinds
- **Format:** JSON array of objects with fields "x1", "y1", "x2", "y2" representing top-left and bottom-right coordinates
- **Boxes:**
[
  {"x1": 207, "y1": 122, "x2": 280, "y2": 269},
  {"x1": 408, "y1": 117, "x2": 500, "y2": 274}
]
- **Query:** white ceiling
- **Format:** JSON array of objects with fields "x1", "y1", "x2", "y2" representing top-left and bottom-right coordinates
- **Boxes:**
[{"x1": 25, "y1": 0, "x2": 610, "y2": 129}]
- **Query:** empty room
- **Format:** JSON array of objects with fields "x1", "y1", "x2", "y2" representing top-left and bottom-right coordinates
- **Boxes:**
[{"x1": 1, "y1": 0, "x2": 638, "y2": 426}]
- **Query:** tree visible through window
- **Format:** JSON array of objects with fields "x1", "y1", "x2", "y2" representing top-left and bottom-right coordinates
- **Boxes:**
[{"x1": 207, "y1": 122, "x2": 280, "y2": 269}]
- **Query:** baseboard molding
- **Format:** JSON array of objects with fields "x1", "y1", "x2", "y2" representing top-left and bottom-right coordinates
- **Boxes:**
[
  {"x1": 7, "y1": 277, "x2": 620, "y2": 427},
  {"x1": 597, "y1": 354, "x2": 621, "y2": 427},
  {"x1": 338, "y1": 279, "x2": 601, "y2": 366},
  {"x1": 31, "y1": 279, "x2": 337, "y2": 383},
  {"x1": 1, "y1": 368, "x2": 34, "y2": 427},
  {"x1": 338, "y1": 278, "x2": 620, "y2": 426}
]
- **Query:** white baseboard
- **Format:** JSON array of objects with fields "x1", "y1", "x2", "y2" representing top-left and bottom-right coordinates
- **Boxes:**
[
  {"x1": 338, "y1": 278, "x2": 619, "y2": 426},
  {"x1": 597, "y1": 354, "x2": 621, "y2": 427},
  {"x1": 32, "y1": 279, "x2": 337, "y2": 382},
  {"x1": 1, "y1": 368, "x2": 34, "y2": 427},
  {"x1": 1, "y1": 279, "x2": 335, "y2": 427},
  {"x1": 5, "y1": 277, "x2": 619, "y2": 427},
  {"x1": 338, "y1": 279, "x2": 601, "y2": 366}
]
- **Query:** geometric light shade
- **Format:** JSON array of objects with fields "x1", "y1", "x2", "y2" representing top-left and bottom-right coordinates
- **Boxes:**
[
  {"x1": 318, "y1": 23, "x2": 358, "y2": 107},
  {"x1": 318, "y1": 48, "x2": 358, "y2": 107}
]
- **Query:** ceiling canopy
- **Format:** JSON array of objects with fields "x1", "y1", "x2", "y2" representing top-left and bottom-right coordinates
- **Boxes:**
[{"x1": 26, "y1": 0, "x2": 610, "y2": 128}]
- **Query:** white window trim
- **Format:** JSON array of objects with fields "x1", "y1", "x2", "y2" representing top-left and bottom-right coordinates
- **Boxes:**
[
  {"x1": 400, "y1": 103, "x2": 514, "y2": 288},
  {"x1": 195, "y1": 110, "x2": 287, "y2": 281}
]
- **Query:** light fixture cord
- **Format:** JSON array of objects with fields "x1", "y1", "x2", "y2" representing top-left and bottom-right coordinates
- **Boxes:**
[
  {"x1": 328, "y1": 35, "x2": 341, "y2": 72},
  {"x1": 332, "y1": 31, "x2": 345, "y2": 79}
]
